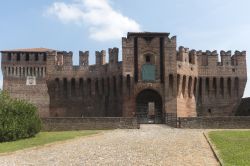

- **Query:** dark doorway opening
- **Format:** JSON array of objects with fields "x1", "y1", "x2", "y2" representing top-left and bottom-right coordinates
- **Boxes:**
[{"x1": 136, "y1": 89, "x2": 163, "y2": 124}]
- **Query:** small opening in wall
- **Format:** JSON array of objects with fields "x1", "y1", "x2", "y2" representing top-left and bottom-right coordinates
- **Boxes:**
[
  {"x1": 232, "y1": 68, "x2": 235, "y2": 72},
  {"x1": 25, "y1": 53, "x2": 29, "y2": 61},
  {"x1": 8, "y1": 53, "x2": 11, "y2": 61},
  {"x1": 17, "y1": 53, "x2": 20, "y2": 61},
  {"x1": 146, "y1": 55, "x2": 151, "y2": 63},
  {"x1": 43, "y1": 54, "x2": 47, "y2": 61},
  {"x1": 208, "y1": 109, "x2": 211, "y2": 114},
  {"x1": 35, "y1": 53, "x2": 39, "y2": 61}
]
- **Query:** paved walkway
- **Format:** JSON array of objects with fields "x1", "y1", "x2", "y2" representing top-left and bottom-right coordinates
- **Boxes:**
[{"x1": 0, "y1": 125, "x2": 218, "y2": 166}]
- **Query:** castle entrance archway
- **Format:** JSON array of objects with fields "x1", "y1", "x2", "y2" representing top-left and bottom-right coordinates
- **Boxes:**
[{"x1": 136, "y1": 89, "x2": 163, "y2": 124}]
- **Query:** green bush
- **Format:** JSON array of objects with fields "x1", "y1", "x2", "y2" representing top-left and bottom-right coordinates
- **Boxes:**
[{"x1": 0, "y1": 91, "x2": 41, "y2": 142}]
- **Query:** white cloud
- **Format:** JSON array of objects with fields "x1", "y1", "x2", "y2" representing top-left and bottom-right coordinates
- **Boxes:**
[{"x1": 45, "y1": 0, "x2": 141, "y2": 41}]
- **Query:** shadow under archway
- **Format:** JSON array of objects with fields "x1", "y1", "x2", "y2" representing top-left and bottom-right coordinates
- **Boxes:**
[{"x1": 136, "y1": 89, "x2": 163, "y2": 124}]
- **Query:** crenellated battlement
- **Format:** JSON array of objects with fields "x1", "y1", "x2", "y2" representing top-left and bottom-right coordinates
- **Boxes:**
[
  {"x1": 0, "y1": 32, "x2": 247, "y2": 119},
  {"x1": 177, "y1": 46, "x2": 246, "y2": 67}
]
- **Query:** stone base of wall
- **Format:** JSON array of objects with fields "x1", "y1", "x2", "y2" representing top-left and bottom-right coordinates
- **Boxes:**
[
  {"x1": 41, "y1": 117, "x2": 139, "y2": 131},
  {"x1": 179, "y1": 116, "x2": 250, "y2": 129}
]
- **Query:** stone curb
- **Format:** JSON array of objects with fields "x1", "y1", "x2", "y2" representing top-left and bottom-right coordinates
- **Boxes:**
[
  {"x1": 0, "y1": 131, "x2": 105, "y2": 157},
  {"x1": 203, "y1": 132, "x2": 223, "y2": 166}
]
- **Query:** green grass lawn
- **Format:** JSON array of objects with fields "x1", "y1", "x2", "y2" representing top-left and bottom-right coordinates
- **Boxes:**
[
  {"x1": 0, "y1": 130, "x2": 99, "y2": 154},
  {"x1": 208, "y1": 130, "x2": 250, "y2": 166}
]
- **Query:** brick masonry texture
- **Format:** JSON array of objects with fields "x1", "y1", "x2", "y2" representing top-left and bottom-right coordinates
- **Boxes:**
[
  {"x1": 0, "y1": 32, "x2": 247, "y2": 119},
  {"x1": 41, "y1": 117, "x2": 139, "y2": 131},
  {"x1": 179, "y1": 116, "x2": 250, "y2": 128}
]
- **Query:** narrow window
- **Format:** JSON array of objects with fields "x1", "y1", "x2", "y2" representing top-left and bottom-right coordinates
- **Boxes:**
[
  {"x1": 188, "y1": 76, "x2": 192, "y2": 98},
  {"x1": 113, "y1": 76, "x2": 117, "y2": 96},
  {"x1": 119, "y1": 75, "x2": 123, "y2": 94},
  {"x1": 126, "y1": 75, "x2": 131, "y2": 95},
  {"x1": 107, "y1": 77, "x2": 110, "y2": 95},
  {"x1": 235, "y1": 77, "x2": 239, "y2": 96},
  {"x1": 101, "y1": 78, "x2": 105, "y2": 95},
  {"x1": 37, "y1": 68, "x2": 40, "y2": 77},
  {"x1": 23, "y1": 67, "x2": 25, "y2": 76},
  {"x1": 182, "y1": 75, "x2": 186, "y2": 97},
  {"x1": 87, "y1": 78, "x2": 91, "y2": 96},
  {"x1": 30, "y1": 67, "x2": 32, "y2": 76},
  {"x1": 169, "y1": 74, "x2": 174, "y2": 96},
  {"x1": 146, "y1": 55, "x2": 151, "y2": 63},
  {"x1": 205, "y1": 77, "x2": 209, "y2": 96},
  {"x1": 193, "y1": 77, "x2": 197, "y2": 97},
  {"x1": 35, "y1": 53, "x2": 39, "y2": 61},
  {"x1": 43, "y1": 54, "x2": 47, "y2": 61},
  {"x1": 177, "y1": 74, "x2": 180, "y2": 95},
  {"x1": 220, "y1": 77, "x2": 224, "y2": 97},
  {"x1": 79, "y1": 78, "x2": 84, "y2": 96},
  {"x1": 25, "y1": 53, "x2": 29, "y2": 61},
  {"x1": 71, "y1": 78, "x2": 76, "y2": 96},
  {"x1": 55, "y1": 78, "x2": 60, "y2": 97},
  {"x1": 17, "y1": 53, "x2": 20, "y2": 61},
  {"x1": 213, "y1": 77, "x2": 217, "y2": 96},
  {"x1": 227, "y1": 77, "x2": 231, "y2": 97},
  {"x1": 8, "y1": 53, "x2": 11, "y2": 61},
  {"x1": 95, "y1": 79, "x2": 99, "y2": 95},
  {"x1": 63, "y1": 78, "x2": 68, "y2": 98},
  {"x1": 198, "y1": 77, "x2": 202, "y2": 98}
]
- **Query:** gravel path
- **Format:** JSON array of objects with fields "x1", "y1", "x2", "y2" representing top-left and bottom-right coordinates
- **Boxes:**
[{"x1": 0, "y1": 125, "x2": 218, "y2": 166}]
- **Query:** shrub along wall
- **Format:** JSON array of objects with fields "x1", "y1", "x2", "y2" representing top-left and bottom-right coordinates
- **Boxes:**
[{"x1": 0, "y1": 91, "x2": 41, "y2": 142}]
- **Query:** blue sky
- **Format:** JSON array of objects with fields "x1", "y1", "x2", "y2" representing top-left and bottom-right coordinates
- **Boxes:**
[{"x1": 1, "y1": 0, "x2": 250, "y2": 97}]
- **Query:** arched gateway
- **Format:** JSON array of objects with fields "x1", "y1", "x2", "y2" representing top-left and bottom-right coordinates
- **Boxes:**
[{"x1": 136, "y1": 89, "x2": 164, "y2": 124}]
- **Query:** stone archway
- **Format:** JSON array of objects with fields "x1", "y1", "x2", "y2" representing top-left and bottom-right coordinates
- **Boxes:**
[{"x1": 136, "y1": 89, "x2": 163, "y2": 124}]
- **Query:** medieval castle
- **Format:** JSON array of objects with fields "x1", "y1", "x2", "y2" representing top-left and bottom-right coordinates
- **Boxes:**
[{"x1": 1, "y1": 32, "x2": 247, "y2": 123}]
